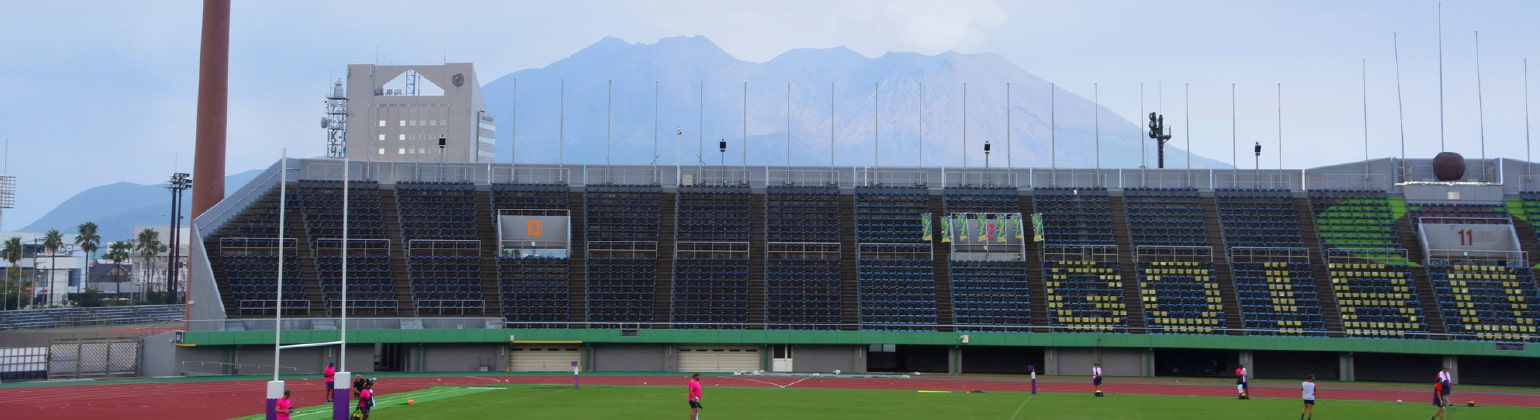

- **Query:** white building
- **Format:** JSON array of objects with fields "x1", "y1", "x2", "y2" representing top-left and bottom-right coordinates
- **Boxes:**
[{"x1": 344, "y1": 63, "x2": 496, "y2": 163}]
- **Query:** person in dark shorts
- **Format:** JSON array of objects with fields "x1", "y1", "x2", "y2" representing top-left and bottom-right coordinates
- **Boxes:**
[
  {"x1": 1092, "y1": 363, "x2": 1104, "y2": 397},
  {"x1": 1430, "y1": 380, "x2": 1446, "y2": 420},
  {"x1": 323, "y1": 362, "x2": 336, "y2": 402},
  {"x1": 687, "y1": 373, "x2": 703, "y2": 420},
  {"x1": 356, "y1": 380, "x2": 374, "y2": 420},
  {"x1": 1300, "y1": 375, "x2": 1316, "y2": 420},
  {"x1": 1235, "y1": 364, "x2": 1250, "y2": 399},
  {"x1": 1437, "y1": 367, "x2": 1452, "y2": 407}
]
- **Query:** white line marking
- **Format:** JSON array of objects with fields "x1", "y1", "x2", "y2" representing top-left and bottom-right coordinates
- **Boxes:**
[
  {"x1": 779, "y1": 377, "x2": 812, "y2": 389},
  {"x1": 1008, "y1": 394, "x2": 1035, "y2": 420}
]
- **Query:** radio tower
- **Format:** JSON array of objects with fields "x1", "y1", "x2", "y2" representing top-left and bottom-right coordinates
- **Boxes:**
[{"x1": 322, "y1": 80, "x2": 349, "y2": 158}]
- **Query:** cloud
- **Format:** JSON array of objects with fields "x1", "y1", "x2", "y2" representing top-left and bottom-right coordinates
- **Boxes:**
[{"x1": 887, "y1": 0, "x2": 1009, "y2": 54}]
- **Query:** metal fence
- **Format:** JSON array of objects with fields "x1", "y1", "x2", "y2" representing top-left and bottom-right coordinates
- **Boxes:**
[{"x1": 48, "y1": 338, "x2": 139, "y2": 379}]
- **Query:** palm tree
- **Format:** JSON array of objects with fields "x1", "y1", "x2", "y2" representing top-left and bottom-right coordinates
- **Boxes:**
[
  {"x1": 104, "y1": 241, "x2": 132, "y2": 304},
  {"x1": 75, "y1": 222, "x2": 100, "y2": 298},
  {"x1": 2, "y1": 236, "x2": 24, "y2": 310},
  {"x1": 42, "y1": 229, "x2": 64, "y2": 308},
  {"x1": 134, "y1": 228, "x2": 163, "y2": 302}
]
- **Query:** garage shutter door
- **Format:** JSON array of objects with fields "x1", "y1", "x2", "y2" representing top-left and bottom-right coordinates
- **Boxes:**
[
  {"x1": 509, "y1": 345, "x2": 580, "y2": 372},
  {"x1": 678, "y1": 346, "x2": 759, "y2": 372}
]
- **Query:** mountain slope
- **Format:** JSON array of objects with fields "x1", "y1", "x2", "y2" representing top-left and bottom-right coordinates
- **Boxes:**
[
  {"x1": 482, "y1": 35, "x2": 1228, "y2": 170},
  {"x1": 19, "y1": 169, "x2": 261, "y2": 240}
]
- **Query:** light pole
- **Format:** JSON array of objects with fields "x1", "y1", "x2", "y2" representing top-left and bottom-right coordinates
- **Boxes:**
[
  {"x1": 166, "y1": 172, "x2": 190, "y2": 304},
  {"x1": 1254, "y1": 142, "x2": 1262, "y2": 189},
  {"x1": 719, "y1": 139, "x2": 726, "y2": 169},
  {"x1": 984, "y1": 140, "x2": 992, "y2": 170},
  {"x1": 438, "y1": 135, "x2": 447, "y2": 182}
]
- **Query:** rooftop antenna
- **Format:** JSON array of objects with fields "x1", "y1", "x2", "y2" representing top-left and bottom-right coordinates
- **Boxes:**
[
  {"x1": 1395, "y1": 33, "x2": 1407, "y2": 181},
  {"x1": 322, "y1": 79, "x2": 348, "y2": 159},
  {"x1": 1476, "y1": 31, "x2": 1487, "y2": 181}
]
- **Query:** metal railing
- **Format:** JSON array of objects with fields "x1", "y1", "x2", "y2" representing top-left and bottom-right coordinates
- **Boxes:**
[
  {"x1": 1121, "y1": 170, "x2": 1199, "y2": 189},
  {"x1": 491, "y1": 165, "x2": 571, "y2": 185},
  {"x1": 681, "y1": 167, "x2": 751, "y2": 186},
  {"x1": 858, "y1": 168, "x2": 928, "y2": 187},
  {"x1": 945, "y1": 169, "x2": 1017, "y2": 188},
  {"x1": 767, "y1": 169, "x2": 842, "y2": 187},
  {"x1": 1304, "y1": 172, "x2": 1389, "y2": 191},
  {"x1": 1217, "y1": 170, "x2": 1303, "y2": 190},
  {"x1": 1031, "y1": 169, "x2": 1107, "y2": 189}
]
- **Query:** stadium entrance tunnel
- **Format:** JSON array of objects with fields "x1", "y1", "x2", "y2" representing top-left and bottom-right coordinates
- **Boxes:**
[
  {"x1": 1354, "y1": 353, "x2": 1441, "y2": 383},
  {"x1": 1252, "y1": 350, "x2": 1339, "y2": 381},
  {"x1": 1153, "y1": 348, "x2": 1239, "y2": 378},
  {"x1": 960, "y1": 346, "x2": 1044, "y2": 374},
  {"x1": 866, "y1": 345, "x2": 948, "y2": 374}
]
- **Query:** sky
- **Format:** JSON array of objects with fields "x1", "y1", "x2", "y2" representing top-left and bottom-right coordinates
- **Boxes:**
[{"x1": 1, "y1": 0, "x2": 1538, "y2": 231}]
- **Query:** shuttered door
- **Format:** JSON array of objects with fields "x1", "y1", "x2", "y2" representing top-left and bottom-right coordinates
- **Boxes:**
[
  {"x1": 677, "y1": 346, "x2": 760, "y2": 372},
  {"x1": 509, "y1": 345, "x2": 580, "y2": 372}
]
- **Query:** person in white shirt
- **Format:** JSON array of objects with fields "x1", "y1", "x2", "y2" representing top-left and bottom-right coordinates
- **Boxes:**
[
  {"x1": 1236, "y1": 364, "x2": 1250, "y2": 399},
  {"x1": 1300, "y1": 375, "x2": 1316, "y2": 420},
  {"x1": 1092, "y1": 363, "x2": 1104, "y2": 397}
]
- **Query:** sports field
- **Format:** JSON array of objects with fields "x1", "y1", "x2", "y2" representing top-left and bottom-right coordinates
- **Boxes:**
[{"x1": 249, "y1": 383, "x2": 1532, "y2": 420}]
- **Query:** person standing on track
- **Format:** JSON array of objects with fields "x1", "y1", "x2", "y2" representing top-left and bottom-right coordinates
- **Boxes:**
[
  {"x1": 1092, "y1": 363, "x2": 1104, "y2": 397},
  {"x1": 1235, "y1": 364, "x2": 1250, "y2": 399},
  {"x1": 1430, "y1": 380, "x2": 1446, "y2": 420},
  {"x1": 357, "y1": 380, "x2": 375, "y2": 420},
  {"x1": 687, "y1": 373, "x2": 703, "y2": 420},
  {"x1": 276, "y1": 389, "x2": 293, "y2": 420},
  {"x1": 324, "y1": 362, "x2": 336, "y2": 402},
  {"x1": 1437, "y1": 367, "x2": 1452, "y2": 407},
  {"x1": 1299, "y1": 375, "x2": 1316, "y2": 420}
]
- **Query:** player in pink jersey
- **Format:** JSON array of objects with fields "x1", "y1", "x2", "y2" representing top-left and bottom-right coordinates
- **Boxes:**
[
  {"x1": 687, "y1": 373, "x2": 703, "y2": 420},
  {"x1": 275, "y1": 390, "x2": 293, "y2": 420},
  {"x1": 323, "y1": 362, "x2": 336, "y2": 402}
]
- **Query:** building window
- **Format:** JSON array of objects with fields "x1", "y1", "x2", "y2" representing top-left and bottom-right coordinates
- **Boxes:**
[
  {"x1": 397, "y1": 148, "x2": 405, "y2": 155},
  {"x1": 378, "y1": 120, "x2": 386, "y2": 127},
  {"x1": 399, "y1": 120, "x2": 406, "y2": 126},
  {"x1": 378, "y1": 148, "x2": 385, "y2": 155},
  {"x1": 377, "y1": 134, "x2": 385, "y2": 141},
  {"x1": 399, "y1": 134, "x2": 406, "y2": 141}
]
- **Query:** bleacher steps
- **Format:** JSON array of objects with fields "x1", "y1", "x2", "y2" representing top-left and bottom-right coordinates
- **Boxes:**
[
  {"x1": 1018, "y1": 195, "x2": 1050, "y2": 328},
  {"x1": 1292, "y1": 197, "x2": 1345, "y2": 336},
  {"x1": 379, "y1": 190, "x2": 415, "y2": 316},
  {"x1": 288, "y1": 213, "x2": 324, "y2": 317},
  {"x1": 475, "y1": 189, "x2": 501, "y2": 318},
  {"x1": 654, "y1": 192, "x2": 676, "y2": 326},
  {"x1": 928, "y1": 194, "x2": 956, "y2": 331},
  {"x1": 839, "y1": 192, "x2": 860, "y2": 330},
  {"x1": 748, "y1": 193, "x2": 768, "y2": 327},
  {"x1": 567, "y1": 192, "x2": 588, "y2": 326},
  {"x1": 1197, "y1": 196, "x2": 1243, "y2": 333},
  {"x1": 1392, "y1": 212, "x2": 1447, "y2": 336},
  {"x1": 1108, "y1": 196, "x2": 1148, "y2": 331}
]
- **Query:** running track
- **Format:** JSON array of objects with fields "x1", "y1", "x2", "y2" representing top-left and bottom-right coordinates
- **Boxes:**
[{"x1": 1, "y1": 374, "x2": 1535, "y2": 419}]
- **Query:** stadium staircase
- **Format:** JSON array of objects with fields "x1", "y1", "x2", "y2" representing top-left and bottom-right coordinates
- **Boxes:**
[
  {"x1": 380, "y1": 191, "x2": 415, "y2": 315},
  {"x1": 288, "y1": 213, "x2": 324, "y2": 316},
  {"x1": 1292, "y1": 197, "x2": 1344, "y2": 335},
  {"x1": 475, "y1": 189, "x2": 502, "y2": 317},
  {"x1": 1198, "y1": 196, "x2": 1244, "y2": 333},
  {"x1": 1394, "y1": 212, "x2": 1447, "y2": 335},
  {"x1": 567, "y1": 192, "x2": 588, "y2": 327},
  {"x1": 929, "y1": 194, "x2": 956, "y2": 331},
  {"x1": 1108, "y1": 196, "x2": 1148, "y2": 331},
  {"x1": 839, "y1": 193, "x2": 860, "y2": 330},
  {"x1": 1508, "y1": 194, "x2": 1540, "y2": 267},
  {"x1": 748, "y1": 193, "x2": 767, "y2": 327},
  {"x1": 653, "y1": 192, "x2": 677, "y2": 326},
  {"x1": 1019, "y1": 196, "x2": 1050, "y2": 328}
]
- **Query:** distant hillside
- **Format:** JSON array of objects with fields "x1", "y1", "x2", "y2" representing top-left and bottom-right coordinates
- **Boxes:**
[
  {"x1": 483, "y1": 35, "x2": 1229, "y2": 169},
  {"x1": 20, "y1": 169, "x2": 261, "y2": 240}
]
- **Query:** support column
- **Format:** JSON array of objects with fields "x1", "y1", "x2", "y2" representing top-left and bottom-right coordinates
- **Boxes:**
[
  {"x1": 1340, "y1": 353, "x2": 1354, "y2": 382},
  {"x1": 1238, "y1": 351, "x2": 1254, "y2": 375},
  {"x1": 1043, "y1": 348, "x2": 1059, "y2": 376},
  {"x1": 265, "y1": 380, "x2": 284, "y2": 420},
  {"x1": 949, "y1": 346, "x2": 961, "y2": 374},
  {"x1": 1444, "y1": 356, "x2": 1459, "y2": 384},
  {"x1": 332, "y1": 372, "x2": 351, "y2": 420}
]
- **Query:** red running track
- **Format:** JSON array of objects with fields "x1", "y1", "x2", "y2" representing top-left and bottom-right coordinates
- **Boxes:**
[{"x1": 1, "y1": 375, "x2": 1534, "y2": 419}]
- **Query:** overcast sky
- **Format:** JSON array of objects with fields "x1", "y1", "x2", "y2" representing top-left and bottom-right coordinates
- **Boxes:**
[{"x1": 1, "y1": 0, "x2": 1537, "y2": 230}]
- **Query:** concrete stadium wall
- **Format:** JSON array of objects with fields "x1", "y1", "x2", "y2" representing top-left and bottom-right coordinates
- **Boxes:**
[
  {"x1": 418, "y1": 344, "x2": 505, "y2": 372},
  {"x1": 789, "y1": 345, "x2": 864, "y2": 374},
  {"x1": 141, "y1": 331, "x2": 180, "y2": 377},
  {"x1": 1046, "y1": 348, "x2": 1145, "y2": 377},
  {"x1": 1353, "y1": 352, "x2": 1441, "y2": 383},
  {"x1": 1455, "y1": 355, "x2": 1540, "y2": 387},
  {"x1": 590, "y1": 344, "x2": 672, "y2": 372}
]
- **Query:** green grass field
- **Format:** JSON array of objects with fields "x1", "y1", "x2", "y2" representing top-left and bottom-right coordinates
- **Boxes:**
[{"x1": 254, "y1": 384, "x2": 1534, "y2": 420}]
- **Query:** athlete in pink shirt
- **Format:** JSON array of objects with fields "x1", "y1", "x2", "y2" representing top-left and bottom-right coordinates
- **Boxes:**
[
  {"x1": 687, "y1": 373, "x2": 703, "y2": 420},
  {"x1": 323, "y1": 362, "x2": 336, "y2": 402},
  {"x1": 275, "y1": 390, "x2": 293, "y2": 420},
  {"x1": 357, "y1": 383, "x2": 374, "y2": 420}
]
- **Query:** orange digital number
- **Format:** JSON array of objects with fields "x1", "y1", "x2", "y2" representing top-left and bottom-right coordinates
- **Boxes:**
[{"x1": 526, "y1": 220, "x2": 543, "y2": 237}]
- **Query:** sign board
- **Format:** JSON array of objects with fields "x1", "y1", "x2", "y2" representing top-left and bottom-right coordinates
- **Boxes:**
[{"x1": 499, "y1": 215, "x2": 570, "y2": 250}]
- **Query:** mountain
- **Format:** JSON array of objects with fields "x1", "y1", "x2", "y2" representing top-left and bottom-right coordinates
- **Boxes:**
[
  {"x1": 19, "y1": 169, "x2": 262, "y2": 241},
  {"x1": 482, "y1": 35, "x2": 1229, "y2": 170}
]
